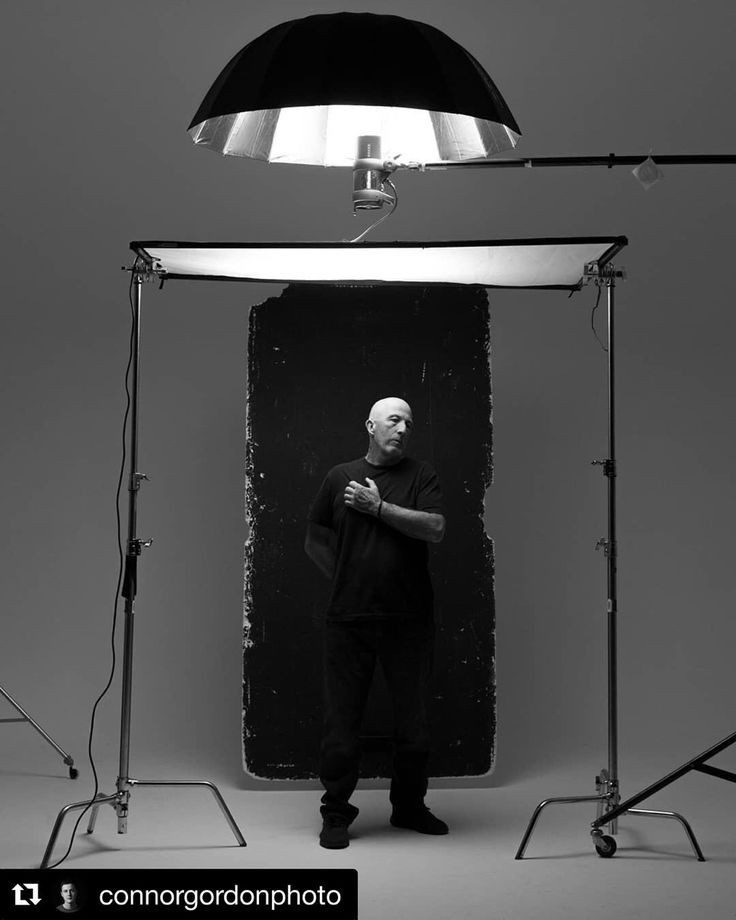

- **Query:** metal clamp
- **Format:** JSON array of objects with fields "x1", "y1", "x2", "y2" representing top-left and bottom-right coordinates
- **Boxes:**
[
  {"x1": 128, "y1": 539, "x2": 153, "y2": 556},
  {"x1": 130, "y1": 472, "x2": 150, "y2": 491},
  {"x1": 595, "y1": 538, "x2": 617, "y2": 558},
  {"x1": 592, "y1": 458, "x2": 616, "y2": 477},
  {"x1": 595, "y1": 770, "x2": 619, "y2": 801},
  {"x1": 583, "y1": 262, "x2": 627, "y2": 285},
  {"x1": 122, "y1": 263, "x2": 165, "y2": 284},
  {"x1": 115, "y1": 789, "x2": 130, "y2": 834}
]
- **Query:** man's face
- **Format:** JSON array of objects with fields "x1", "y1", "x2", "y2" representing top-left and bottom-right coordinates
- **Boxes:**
[
  {"x1": 61, "y1": 885, "x2": 76, "y2": 906},
  {"x1": 368, "y1": 400, "x2": 413, "y2": 460}
]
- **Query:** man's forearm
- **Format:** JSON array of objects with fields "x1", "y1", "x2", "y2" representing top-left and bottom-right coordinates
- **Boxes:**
[
  {"x1": 342, "y1": 478, "x2": 445, "y2": 543},
  {"x1": 379, "y1": 502, "x2": 445, "y2": 543}
]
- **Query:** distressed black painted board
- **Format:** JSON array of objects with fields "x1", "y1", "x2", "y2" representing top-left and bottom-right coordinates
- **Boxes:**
[{"x1": 244, "y1": 283, "x2": 494, "y2": 779}]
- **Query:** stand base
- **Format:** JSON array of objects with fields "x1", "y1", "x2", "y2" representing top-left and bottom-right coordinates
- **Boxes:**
[
  {"x1": 41, "y1": 777, "x2": 246, "y2": 869},
  {"x1": 514, "y1": 770, "x2": 704, "y2": 861}
]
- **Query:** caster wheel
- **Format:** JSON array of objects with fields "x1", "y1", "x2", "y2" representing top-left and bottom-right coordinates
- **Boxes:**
[
  {"x1": 595, "y1": 835, "x2": 617, "y2": 858},
  {"x1": 69, "y1": 767, "x2": 79, "y2": 779}
]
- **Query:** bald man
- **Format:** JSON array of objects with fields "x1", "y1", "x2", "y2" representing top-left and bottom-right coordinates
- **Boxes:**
[{"x1": 306, "y1": 397, "x2": 447, "y2": 849}]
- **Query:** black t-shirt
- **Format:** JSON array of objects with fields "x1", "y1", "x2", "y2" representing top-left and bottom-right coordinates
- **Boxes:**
[{"x1": 308, "y1": 456, "x2": 443, "y2": 620}]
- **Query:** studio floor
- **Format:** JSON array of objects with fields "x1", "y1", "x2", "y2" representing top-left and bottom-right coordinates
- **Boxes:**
[{"x1": 2, "y1": 730, "x2": 735, "y2": 920}]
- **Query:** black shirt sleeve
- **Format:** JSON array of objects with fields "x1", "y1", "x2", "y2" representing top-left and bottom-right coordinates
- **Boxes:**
[{"x1": 415, "y1": 462, "x2": 444, "y2": 515}]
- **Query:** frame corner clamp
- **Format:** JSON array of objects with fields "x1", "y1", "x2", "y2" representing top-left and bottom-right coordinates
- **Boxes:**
[{"x1": 583, "y1": 262, "x2": 626, "y2": 286}]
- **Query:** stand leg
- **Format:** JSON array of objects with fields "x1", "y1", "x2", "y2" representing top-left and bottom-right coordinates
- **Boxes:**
[
  {"x1": 625, "y1": 808, "x2": 705, "y2": 861},
  {"x1": 131, "y1": 780, "x2": 247, "y2": 846},
  {"x1": 0, "y1": 684, "x2": 78, "y2": 778},
  {"x1": 41, "y1": 793, "x2": 119, "y2": 869},
  {"x1": 515, "y1": 794, "x2": 608, "y2": 859},
  {"x1": 86, "y1": 793, "x2": 111, "y2": 835}
]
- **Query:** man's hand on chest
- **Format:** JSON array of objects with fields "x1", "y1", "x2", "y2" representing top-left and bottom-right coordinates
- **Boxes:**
[{"x1": 344, "y1": 477, "x2": 381, "y2": 516}]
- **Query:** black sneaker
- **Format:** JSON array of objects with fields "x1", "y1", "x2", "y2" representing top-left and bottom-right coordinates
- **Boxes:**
[
  {"x1": 390, "y1": 806, "x2": 448, "y2": 835},
  {"x1": 319, "y1": 814, "x2": 350, "y2": 849}
]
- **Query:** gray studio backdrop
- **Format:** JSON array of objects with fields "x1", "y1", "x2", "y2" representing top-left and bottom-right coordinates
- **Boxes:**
[{"x1": 2, "y1": 0, "x2": 735, "y2": 794}]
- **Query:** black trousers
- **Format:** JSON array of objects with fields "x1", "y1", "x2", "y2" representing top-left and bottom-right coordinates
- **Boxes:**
[{"x1": 319, "y1": 616, "x2": 435, "y2": 822}]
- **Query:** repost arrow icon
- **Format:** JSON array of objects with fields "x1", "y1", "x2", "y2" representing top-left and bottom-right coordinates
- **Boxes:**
[{"x1": 12, "y1": 883, "x2": 41, "y2": 906}]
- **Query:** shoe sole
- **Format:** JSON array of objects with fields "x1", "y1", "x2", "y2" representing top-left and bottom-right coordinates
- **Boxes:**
[{"x1": 390, "y1": 819, "x2": 448, "y2": 835}]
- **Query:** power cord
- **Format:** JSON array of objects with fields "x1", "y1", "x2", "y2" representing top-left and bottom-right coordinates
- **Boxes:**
[
  {"x1": 591, "y1": 282, "x2": 608, "y2": 352},
  {"x1": 348, "y1": 178, "x2": 399, "y2": 243}
]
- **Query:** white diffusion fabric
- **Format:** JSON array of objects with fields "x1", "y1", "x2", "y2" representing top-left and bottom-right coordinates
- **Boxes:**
[{"x1": 141, "y1": 241, "x2": 620, "y2": 288}]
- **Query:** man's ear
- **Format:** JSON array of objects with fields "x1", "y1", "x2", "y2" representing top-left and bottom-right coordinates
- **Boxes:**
[{"x1": 366, "y1": 418, "x2": 374, "y2": 436}]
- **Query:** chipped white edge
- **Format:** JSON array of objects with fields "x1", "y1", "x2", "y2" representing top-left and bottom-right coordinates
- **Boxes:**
[
  {"x1": 242, "y1": 302, "x2": 259, "y2": 781},
  {"x1": 483, "y1": 296, "x2": 497, "y2": 779},
  {"x1": 241, "y1": 294, "x2": 326, "y2": 783}
]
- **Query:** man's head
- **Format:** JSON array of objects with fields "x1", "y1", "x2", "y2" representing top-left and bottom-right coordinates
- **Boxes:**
[
  {"x1": 60, "y1": 883, "x2": 77, "y2": 908},
  {"x1": 365, "y1": 397, "x2": 413, "y2": 464}
]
